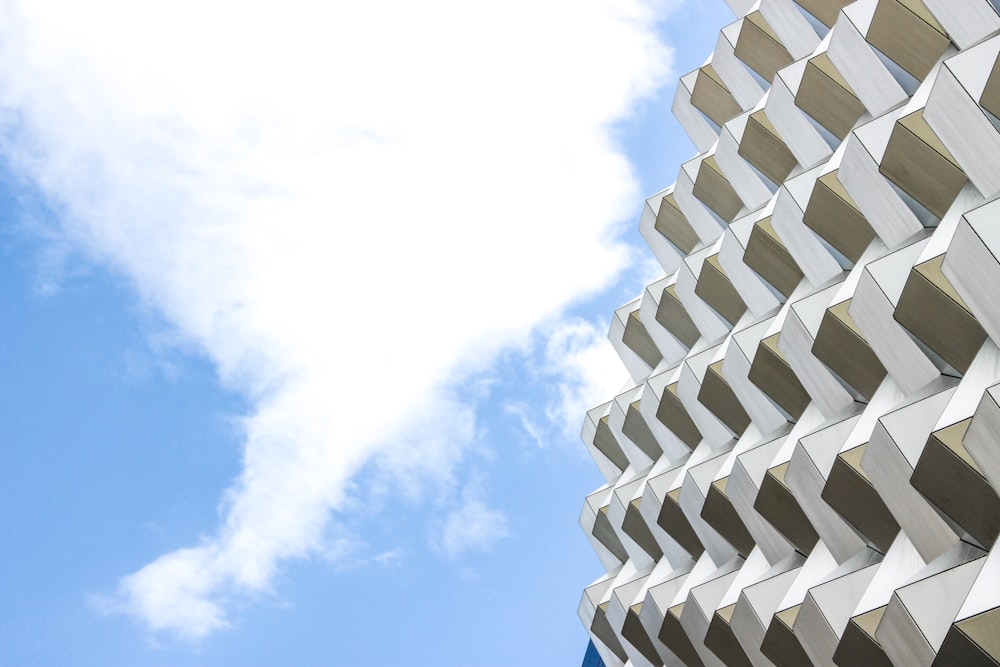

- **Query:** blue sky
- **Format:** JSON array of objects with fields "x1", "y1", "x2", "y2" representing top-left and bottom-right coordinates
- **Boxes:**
[{"x1": 0, "y1": 2, "x2": 732, "y2": 665}]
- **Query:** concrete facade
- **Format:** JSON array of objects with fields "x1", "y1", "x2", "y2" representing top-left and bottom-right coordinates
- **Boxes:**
[{"x1": 579, "y1": 1, "x2": 1000, "y2": 665}]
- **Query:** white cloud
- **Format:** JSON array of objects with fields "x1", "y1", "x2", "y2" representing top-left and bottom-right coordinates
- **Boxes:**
[
  {"x1": 500, "y1": 318, "x2": 631, "y2": 451},
  {"x1": 503, "y1": 401, "x2": 547, "y2": 449},
  {"x1": 0, "y1": 0, "x2": 678, "y2": 639},
  {"x1": 435, "y1": 485, "x2": 511, "y2": 560},
  {"x1": 543, "y1": 318, "x2": 633, "y2": 438}
]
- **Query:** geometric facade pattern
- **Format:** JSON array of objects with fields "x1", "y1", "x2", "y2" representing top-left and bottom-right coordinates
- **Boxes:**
[{"x1": 577, "y1": 1, "x2": 1000, "y2": 665}]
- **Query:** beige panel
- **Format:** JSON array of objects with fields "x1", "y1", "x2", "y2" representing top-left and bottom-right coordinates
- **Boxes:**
[
  {"x1": 910, "y1": 418, "x2": 1000, "y2": 548},
  {"x1": 624, "y1": 498, "x2": 665, "y2": 562},
  {"x1": 697, "y1": 360, "x2": 752, "y2": 436},
  {"x1": 796, "y1": 53, "x2": 865, "y2": 140},
  {"x1": 821, "y1": 444, "x2": 900, "y2": 552},
  {"x1": 593, "y1": 602, "x2": 629, "y2": 663},
  {"x1": 734, "y1": 11, "x2": 793, "y2": 83},
  {"x1": 980, "y1": 54, "x2": 1000, "y2": 120},
  {"x1": 744, "y1": 216, "x2": 803, "y2": 298},
  {"x1": 623, "y1": 400, "x2": 663, "y2": 462},
  {"x1": 695, "y1": 254, "x2": 748, "y2": 326},
  {"x1": 811, "y1": 299, "x2": 887, "y2": 400},
  {"x1": 623, "y1": 310, "x2": 664, "y2": 369},
  {"x1": 694, "y1": 155, "x2": 744, "y2": 223},
  {"x1": 761, "y1": 605, "x2": 813, "y2": 667},
  {"x1": 660, "y1": 604, "x2": 707, "y2": 667},
  {"x1": 866, "y1": 0, "x2": 950, "y2": 81},
  {"x1": 792, "y1": 0, "x2": 854, "y2": 28},
  {"x1": 656, "y1": 382, "x2": 703, "y2": 449},
  {"x1": 739, "y1": 109, "x2": 798, "y2": 185},
  {"x1": 754, "y1": 462, "x2": 819, "y2": 555},
  {"x1": 691, "y1": 63, "x2": 742, "y2": 127},
  {"x1": 880, "y1": 109, "x2": 967, "y2": 219},
  {"x1": 594, "y1": 415, "x2": 629, "y2": 471},
  {"x1": 935, "y1": 607, "x2": 1000, "y2": 666},
  {"x1": 622, "y1": 603, "x2": 662, "y2": 666},
  {"x1": 702, "y1": 477, "x2": 757, "y2": 557},
  {"x1": 803, "y1": 169, "x2": 875, "y2": 264},
  {"x1": 834, "y1": 607, "x2": 894, "y2": 667},
  {"x1": 594, "y1": 505, "x2": 630, "y2": 563},
  {"x1": 656, "y1": 284, "x2": 701, "y2": 349},
  {"x1": 658, "y1": 488, "x2": 705, "y2": 558},
  {"x1": 705, "y1": 603, "x2": 754, "y2": 667},
  {"x1": 894, "y1": 254, "x2": 987, "y2": 374},
  {"x1": 655, "y1": 193, "x2": 700, "y2": 254},
  {"x1": 748, "y1": 333, "x2": 811, "y2": 420}
]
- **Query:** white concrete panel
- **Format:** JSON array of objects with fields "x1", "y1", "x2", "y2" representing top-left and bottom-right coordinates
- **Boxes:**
[
  {"x1": 840, "y1": 122, "x2": 924, "y2": 247},
  {"x1": 923, "y1": 0, "x2": 1000, "y2": 50},
  {"x1": 767, "y1": 68, "x2": 833, "y2": 169},
  {"x1": 770, "y1": 183, "x2": 844, "y2": 287},
  {"x1": 944, "y1": 198, "x2": 1000, "y2": 346},
  {"x1": 759, "y1": 0, "x2": 820, "y2": 59},
  {"x1": 718, "y1": 222, "x2": 782, "y2": 318},
  {"x1": 674, "y1": 70, "x2": 721, "y2": 154},
  {"x1": 850, "y1": 240, "x2": 941, "y2": 394},
  {"x1": 829, "y1": 0, "x2": 908, "y2": 116},
  {"x1": 717, "y1": 111, "x2": 775, "y2": 207},
  {"x1": 862, "y1": 379, "x2": 963, "y2": 562},
  {"x1": 925, "y1": 50, "x2": 1000, "y2": 199}
]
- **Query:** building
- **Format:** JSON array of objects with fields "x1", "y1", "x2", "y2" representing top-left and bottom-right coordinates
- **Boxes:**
[{"x1": 577, "y1": 1, "x2": 1000, "y2": 665}]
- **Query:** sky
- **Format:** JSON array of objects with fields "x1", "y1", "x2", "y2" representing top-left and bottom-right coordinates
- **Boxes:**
[{"x1": 0, "y1": 1, "x2": 734, "y2": 665}]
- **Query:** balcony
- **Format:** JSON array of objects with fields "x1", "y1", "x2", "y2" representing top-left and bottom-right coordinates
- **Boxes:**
[
  {"x1": 693, "y1": 155, "x2": 744, "y2": 223},
  {"x1": 622, "y1": 497, "x2": 664, "y2": 563},
  {"x1": 655, "y1": 382, "x2": 702, "y2": 450},
  {"x1": 981, "y1": 51, "x2": 1000, "y2": 120},
  {"x1": 894, "y1": 254, "x2": 987, "y2": 374},
  {"x1": 795, "y1": 52, "x2": 865, "y2": 141},
  {"x1": 811, "y1": 299, "x2": 887, "y2": 400},
  {"x1": 936, "y1": 605, "x2": 1000, "y2": 667},
  {"x1": 622, "y1": 309, "x2": 664, "y2": 371},
  {"x1": 738, "y1": 109, "x2": 797, "y2": 185},
  {"x1": 743, "y1": 216, "x2": 803, "y2": 298},
  {"x1": 691, "y1": 63, "x2": 742, "y2": 127},
  {"x1": 655, "y1": 284, "x2": 701, "y2": 349},
  {"x1": 622, "y1": 399, "x2": 663, "y2": 463},
  {"x1": 821, "y1": 443, "x2": 900, "y2": 552},
  {"x1": 701, "y1": 476, "x2": 756, "y2": 557},
  {"x1": 803, "y1": 169, "x2": 876, "y2": 264},
  {"x1": 659, "y1": 603, "x2": 705, "y2": 667},
  {"x1": 834, "y1": 607, "x2": 893, "y2": 667},
  {"x1": 697, "y1": 360, "x2": 751, "y2": 437},
  {"x1": 592, "y1": 601, "x2": 628, "y2": 664},
  {"x1": 748, "y1": 333, "x2": 811, "y2": 420},
  {"x1": 694, "y1": 253, "x2": 748, "y2": 327},
  {"x1": 910, "y1": 418, "x2": 1000, "y2": 549},
  {"x1": 621, "y1": 600, "x2": 662, "y2": 667},
  {"x1": 593, "y1": 414, "x2": 629, "y2": 473},
  {"x1": 705, "y1": 603, "x2": 753, "y2": 667},
  {"x1": 753, "y1": 462, "x2": 819, "y2": 555},
  {"x1": 762, "y1": 605, "x2": 813, "y2": 667},
  {"x1": 879, "y1": 109, "x2": 967, "y2": 219},
  {"x1": 792, "y1": 0, "x2": 853, "y2": 28},
  {"x1": 866, "y1": 0, "x2": 950, "y2": 82},
  {"x1": 654, "y1": 192, "x2": 700, "y2": 255},
  {"x1": 656, "y1": 487, "x2": 704, "y2": 559},
  {"x1": 734, "y1": 11, "x2": 793, "y2": 83}
]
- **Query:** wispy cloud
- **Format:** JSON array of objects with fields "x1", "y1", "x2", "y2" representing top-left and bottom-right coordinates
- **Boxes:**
[
  {"x1": 0, "y1": 0, "x2": 677, "y2": 639},
  {"x1": 501, "y1": 318, "x2": 630, "y2": 452},
  {"x1": 435, "y1": 483, "x2": 511, "y2": 560},
  {"x1": 542, "y1": 318, "x2": 632, "y2": 439}
]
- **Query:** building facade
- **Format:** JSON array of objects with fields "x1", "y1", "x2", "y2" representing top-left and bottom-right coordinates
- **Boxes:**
[{"x1": 577, "y1": 1, "x2": 1000, "y2": 665}]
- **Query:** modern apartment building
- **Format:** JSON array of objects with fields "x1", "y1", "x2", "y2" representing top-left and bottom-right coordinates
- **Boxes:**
[{"x1": 578, "y1": 1, "x2": 1000, "y2": 665}]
